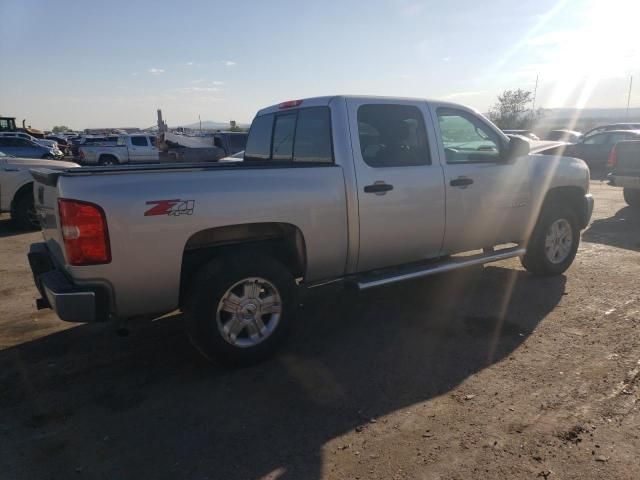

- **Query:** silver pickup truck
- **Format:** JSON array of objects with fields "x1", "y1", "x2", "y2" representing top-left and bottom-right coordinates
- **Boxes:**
[
  {"x1": 28, "y1": 96, "x2": 593, "y2": 365},
  {"x1": 79, "y1": 134, "x2": 159, "y2": 165}
]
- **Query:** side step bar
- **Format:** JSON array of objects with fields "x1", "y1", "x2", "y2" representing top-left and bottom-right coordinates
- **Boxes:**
[{"x1": 356, "y1": 246, "x2": 526, "y2": 291}]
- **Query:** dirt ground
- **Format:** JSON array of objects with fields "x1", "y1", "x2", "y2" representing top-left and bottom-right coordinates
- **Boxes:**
[{"x1": 1, "y1": 181, "x2": 639, "y2": 480}]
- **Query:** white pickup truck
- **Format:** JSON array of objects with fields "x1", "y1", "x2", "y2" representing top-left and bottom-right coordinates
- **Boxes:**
[
  {"x1": 28, "y1": 96, "x2": 593, "y2": 365},
  {"x1": 79, "y1": 134, "x2": 159, "y2": 165},
  {"x1": 0, "y1": 151, "x2": 78, "y2": 229}
]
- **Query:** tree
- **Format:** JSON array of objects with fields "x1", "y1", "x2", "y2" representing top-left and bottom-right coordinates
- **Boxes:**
[
  {"x1": 487, "y1": 89, "x2": 542, "y2": 130},
  {"x1": 52, "y1": 125, "x2": 70, "y2": 133}
]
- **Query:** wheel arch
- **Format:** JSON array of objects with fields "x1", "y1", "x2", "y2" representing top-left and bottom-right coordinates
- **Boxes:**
[
  {"x1": 178, "y1": 222, "x2": 307, "y2": 307},
  {"x1": 98, "y1": 153, "x2": 119, "y2": 164},
  {"x1": 541, "y1": 186, "x2": 588, "y2": 228},
  {"x1": 10, "y1": 181, "x2": 34, "y2": 213}
]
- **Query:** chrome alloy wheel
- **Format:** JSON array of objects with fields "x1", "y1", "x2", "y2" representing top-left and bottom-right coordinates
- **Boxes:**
[
  {"x1": 216, "y1": 277, "x2": 282, "y2": 348},
  {"x1": 544, "y1": 218, "x2": 573, "y2": 264}
]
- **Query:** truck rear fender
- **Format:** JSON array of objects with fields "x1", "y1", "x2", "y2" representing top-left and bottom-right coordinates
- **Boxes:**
[
  {"x1": 10, "y1": 181, "x2": 34, "y2": 211},
  {"x1": 178, "y1": 222, "x2": 307, "y2": 306}
]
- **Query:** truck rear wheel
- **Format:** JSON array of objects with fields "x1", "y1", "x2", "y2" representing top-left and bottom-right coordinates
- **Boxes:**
[
  {"x1": 184, "y1": 254, "x2": 297, "y2": 366},
  {"x1": 521, "y1": 206, "x2": 579, "y2": 276},
  {"x1": 623, "y1": 188, "x2": 640, "y2": 208}
]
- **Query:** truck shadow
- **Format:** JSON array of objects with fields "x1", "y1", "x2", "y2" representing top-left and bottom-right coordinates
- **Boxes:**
[
  {"x1": 0, "y1": 266, "x2": 565, "y2": 479},
  {"x1": 0, "y1": 216, "x2": 39, "y2": 238},
  {"x1": 582, "y1": 205, "x2": 640, "y2": 252}
]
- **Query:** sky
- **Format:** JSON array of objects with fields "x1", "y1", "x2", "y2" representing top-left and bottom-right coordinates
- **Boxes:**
[{"x1": 1, "y1": 0, "x2": 639, "y2": 130}]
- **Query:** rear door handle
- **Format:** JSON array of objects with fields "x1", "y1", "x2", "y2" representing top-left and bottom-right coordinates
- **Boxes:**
[
  {"x1": 364, "y1": 182, "x2": 394, "y2": 194},
  {"x1": 450, "y1": 177, "x2": 474, "y2": 188}
]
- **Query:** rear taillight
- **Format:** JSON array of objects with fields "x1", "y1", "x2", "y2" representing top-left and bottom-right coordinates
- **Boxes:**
[
  {"x1": 58, "y1": 199, "x2": 111, "y2": 265},
  {"x1": 607, "y1": 145, "x2": 617, "y2": 168}
]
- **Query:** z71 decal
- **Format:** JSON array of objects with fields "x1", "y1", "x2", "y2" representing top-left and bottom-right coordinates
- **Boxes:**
[{"x1": 144, "y1": 199, "x2": 195, "y2": 217}]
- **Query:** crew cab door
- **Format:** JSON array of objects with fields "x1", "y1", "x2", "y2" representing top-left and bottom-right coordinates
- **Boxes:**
[
  {"x1": 346, "y1": 99, "x2": 445, "y2": 272},
  {"x1": 430, "y1": 105, "x2": 530, "y2": 254},
  {"x1": 128, "y1": 135, "x2": 156, "y2": 163}
]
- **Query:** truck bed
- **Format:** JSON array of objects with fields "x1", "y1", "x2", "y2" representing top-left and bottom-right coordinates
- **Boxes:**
[{"x1": 30, "y1": 160, "x2": 330, "y2": 186}]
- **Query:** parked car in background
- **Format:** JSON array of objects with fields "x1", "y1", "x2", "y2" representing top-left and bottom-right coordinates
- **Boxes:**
[
  {"x1": 502, "y1": 129, "x2": 540, "y2": 140},
  {"x1": 213, "y1": 132, "x2": 248, "y2": 156},
  {"x1": 0, "y1": 150, "x2": 79, "y2": 229},
  {"x1": 545, "y1": 129, "x2": 582, "y2": 143},
  {"x1": 583, "y1": 123, "x2": 640, "y2": 138},
  {"x1": 45, "y1": 135, "x2": 72, "y2": 155},
  {"x1": 567, "y1": 130, "x2": 640, "y2": 171},
  {"x1": 79, "y1": 134, "x2": 159, "y2": 165},
  {"x1": 0, "y1": 137, "x2": 62, "y2": 159},
  {"x1": 70, "y1": 135, "x2": 119, "y2": 156},
  {"x1": 0, "y1": 131, "x2": 62, "y2": 153},
  {"x1": 607, "y1": 140, "x2": 640, "y2": 208},
  {"x1": 28, "y1": 95, "x2": 592, "y2": 365}
]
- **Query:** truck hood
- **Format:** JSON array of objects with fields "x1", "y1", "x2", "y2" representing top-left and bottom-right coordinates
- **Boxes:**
[
  {"x1": 3, "y1": 157, "x2": 80, "y2": 169},
  {"x1": 527, "y1": 151, "x2": 591, "y2": 193}
]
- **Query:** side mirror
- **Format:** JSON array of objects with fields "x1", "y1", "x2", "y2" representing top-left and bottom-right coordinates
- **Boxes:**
[{"x1": 505, "y1": 135, "x2": 530, "y2": 160}]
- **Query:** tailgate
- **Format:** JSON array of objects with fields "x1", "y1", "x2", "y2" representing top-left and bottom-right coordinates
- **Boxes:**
[
  {"x1": 31, "y1": 169, "x2": 68, "y2": 266},
  {"x1": 613, "y1": 141, "x2": 640, "y2": 177}
]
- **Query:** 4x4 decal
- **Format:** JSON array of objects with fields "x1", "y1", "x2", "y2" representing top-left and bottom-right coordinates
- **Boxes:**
[{"x1": 144, "y1": 199, "x2": 195, "y2": 216}]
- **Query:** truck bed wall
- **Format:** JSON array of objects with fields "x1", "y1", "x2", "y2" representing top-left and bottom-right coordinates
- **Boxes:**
[{"x1": 54, "y1": 165, "x2": 349, "y2": 317}]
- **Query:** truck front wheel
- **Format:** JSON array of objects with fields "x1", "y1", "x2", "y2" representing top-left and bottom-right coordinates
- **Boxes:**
[
  {"x1": 184, "y1": 254, "x2": 297, "y2": 366},
  {"x1": 623, "y1": 188, "x2": 640, "y2": 208},
  {"x1": 521, "y1": 206, "x2": 579, "y2": 276}
]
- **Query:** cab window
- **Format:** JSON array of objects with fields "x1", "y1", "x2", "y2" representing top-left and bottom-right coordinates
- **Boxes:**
[
  {"x1": 436, "y1": 108, "x2": 502, "y2": 163},
  {"x1": 583, "y1": 133, "x2": 608, "y2": 145},
  {"x1": 131, "y1": 136, "x2": 148, "y2": 147},
  {"x1": 357, "y1": 104, "x2": 430, "y2": 167}
]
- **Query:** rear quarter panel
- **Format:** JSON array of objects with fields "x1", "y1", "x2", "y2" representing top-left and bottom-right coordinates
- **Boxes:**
[{"x1": 56, "y1": 166, "x2": 348, "y2": 318}]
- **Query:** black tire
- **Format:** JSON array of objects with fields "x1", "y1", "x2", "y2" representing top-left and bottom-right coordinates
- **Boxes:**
[
  {"x1": 11, "y1": 192, "x2": 39, "y2": 230},
  {"x1": 42, "y1": 154, "x2": 55, "y2": 159},
  {"x1": 521, "y1": 206, "x2": 579, "y2": 276},
  {"x1": 98, "y1": 155, "x2": 118, "y2": 166},
  {"x1": 623, "y1": 188, "x2": 640, "y2": 208},
  {"x1": 184, "y1": 254, "x2": 297, "y2": 366}
]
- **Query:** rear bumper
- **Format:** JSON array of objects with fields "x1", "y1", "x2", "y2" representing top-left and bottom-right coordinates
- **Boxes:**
[
  {"x1": 28, "y1": 243, "x2": 108, "y2": 322},
  {"x1": 581, "y1": 193, "x2": 594, "y2": 229}
]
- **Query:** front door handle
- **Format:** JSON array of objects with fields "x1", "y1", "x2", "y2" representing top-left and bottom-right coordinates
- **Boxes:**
[
  {"x1": 450, "y1": 177, "x2": 474, "y2": 188},
  {"x1": 364, "y1": 182, "x2": 394, "y2": 194}
]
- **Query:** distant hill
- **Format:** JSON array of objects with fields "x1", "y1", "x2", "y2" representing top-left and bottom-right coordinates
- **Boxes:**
[
  {"x1": 542, "y1": 107, "x2": 640, "y2": 121},
  {"x1": 532, "y1": 107, "x2": 640, "y2": 134}
]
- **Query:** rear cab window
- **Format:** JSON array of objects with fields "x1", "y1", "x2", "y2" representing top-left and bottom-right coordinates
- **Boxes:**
[{"x1": 244, "y1": 107, "x2": 333, "y2": 164}]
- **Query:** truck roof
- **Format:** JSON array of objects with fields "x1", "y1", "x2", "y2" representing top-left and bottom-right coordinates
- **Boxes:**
[{"x1": 256, "y1": 95, "x2": 480, "y2": 117}]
